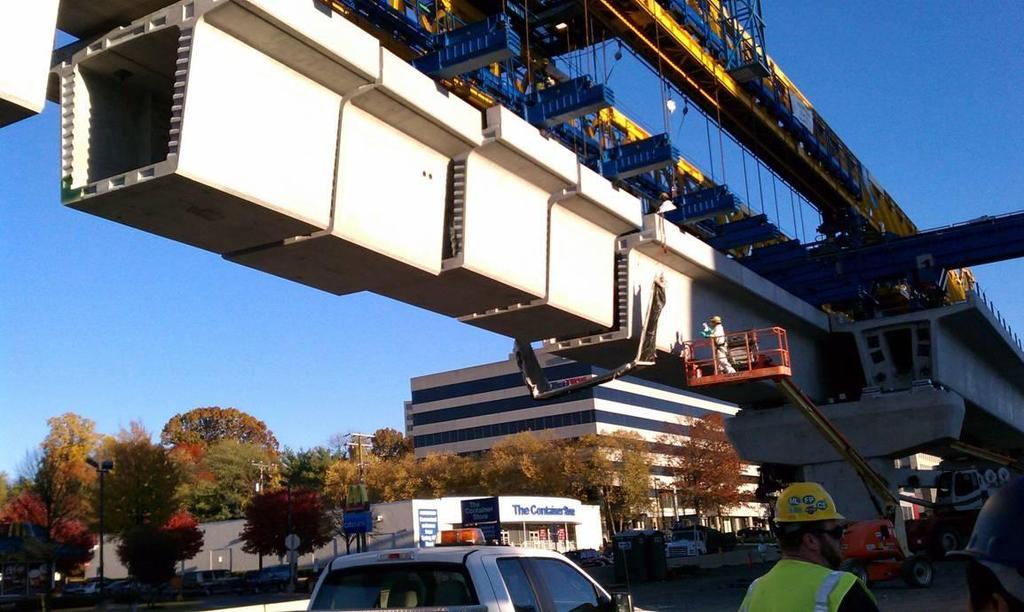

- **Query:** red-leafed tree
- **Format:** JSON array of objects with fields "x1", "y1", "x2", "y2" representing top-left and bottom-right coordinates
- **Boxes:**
[
  {"x1": 162, "y1": 510, "x2": 204, "y2": 562},
  {"x1": 1, "y1": 489, "x2": 96, "y2": 575},
  {"x1": 240, "y1": 489, "x2": 331, "y2": 557},
  {"x1": 116, "y1": 525, "x2": 178, "y2": 587}
]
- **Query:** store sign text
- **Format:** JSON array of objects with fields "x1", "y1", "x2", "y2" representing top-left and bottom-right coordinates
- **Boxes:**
[{"x1": 511, "y1": 504, "x2": 576, "y2": 517}]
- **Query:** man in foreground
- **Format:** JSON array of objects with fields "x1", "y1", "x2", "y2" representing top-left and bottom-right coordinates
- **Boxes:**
[{"x1": 739, "y1": 482, "x2": 878, "y2": 612}]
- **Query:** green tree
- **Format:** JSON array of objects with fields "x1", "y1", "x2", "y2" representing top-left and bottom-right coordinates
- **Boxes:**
[
  {"x1": 102, "y1": 423, "x2": 182, "y2": 533},
  {"x1": 370, "y1": 428, "x2": 412, "y2": 461},
  {"x1": 281, "y1": 446, "x2": 335, "y2": 490},
  {"x1": 180, "y1": 440, "x2": 274, "y2": 521},
  {"x1": 0, "y1": 472, "x2": 8, "y2": 507},
  {"x1": 160, "y1": 406, "x2": 279, "y2": 453}
]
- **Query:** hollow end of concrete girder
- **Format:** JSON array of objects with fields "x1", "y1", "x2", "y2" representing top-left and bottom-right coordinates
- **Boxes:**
[
  {"x1": 65, "y1": 27, "x2": 180, "y2": 190},
  {"x1": 61, "y1": 24, "x2": 329, "y2": 254}
]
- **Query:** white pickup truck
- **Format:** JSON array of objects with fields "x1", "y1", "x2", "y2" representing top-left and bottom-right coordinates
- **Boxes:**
[{"x1": 307, "y1": 544, "x2": 635, "y2": 612}]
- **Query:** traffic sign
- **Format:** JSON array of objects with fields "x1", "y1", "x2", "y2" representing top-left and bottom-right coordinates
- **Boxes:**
[{"x1": 285, "y1": 533, "x2": 301, "y2": 551}]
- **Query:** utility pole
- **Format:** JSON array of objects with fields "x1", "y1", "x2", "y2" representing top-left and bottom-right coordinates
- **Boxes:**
[
  {"x1": 251, "y1": 460, "x2": 273, "y2": 493},
  {"x1": 345, "y1": 433, "x2": 373, "y2": 482},
  {"x1": 286, "y1": 481, "x2": 295, "y2": 593},
  {"x1": 345, "y1": 433, "x2": 373, "y2": 553},
  {"x1": 85, "y1": 457, "x2": 113, "y2": 608}
]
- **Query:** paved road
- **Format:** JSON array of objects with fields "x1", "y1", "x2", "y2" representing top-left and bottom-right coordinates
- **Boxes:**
[{"x1": 625, "y1": 559, "x2": 969, "y2": 612}]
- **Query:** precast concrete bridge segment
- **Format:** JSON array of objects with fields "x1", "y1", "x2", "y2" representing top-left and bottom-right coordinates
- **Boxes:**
[{"x1": 52, "y1": 0, "x2": 833, "y2": 356}]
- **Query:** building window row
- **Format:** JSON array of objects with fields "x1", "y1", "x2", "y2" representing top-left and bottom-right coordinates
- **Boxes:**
[
  {"x1": 411, "y1": 387, "x2": 594, "y2": 426},
  {"x1": 414, "y1": 410, "x2": 597, "y2": 448}
]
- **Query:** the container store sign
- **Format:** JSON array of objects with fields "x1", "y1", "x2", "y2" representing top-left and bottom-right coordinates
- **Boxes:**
[
  {"x1": 500, "y1": 497, "x2": 582, "y2": 523},
  {"x1": 461, "y1": 497, "x2": 500, "y2": 542},
  {"x1": 417, "y1": 508, "x2": 439, "y2": 548}
]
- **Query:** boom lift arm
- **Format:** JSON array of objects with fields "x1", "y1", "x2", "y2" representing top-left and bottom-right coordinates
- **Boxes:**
[{"x1": 514, "y1": 278, "x2": 665, "y2": 400}]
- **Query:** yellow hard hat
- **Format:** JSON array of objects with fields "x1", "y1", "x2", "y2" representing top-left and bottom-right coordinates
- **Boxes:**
[
  {"x1": 774, "y1": 482, "x2": 845, "y2": 523},
  {"x1": 709, "y1": 315, "x2": 722, "y2": 324}
]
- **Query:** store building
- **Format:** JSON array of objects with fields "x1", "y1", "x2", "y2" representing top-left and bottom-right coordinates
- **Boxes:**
[
  {"x1": 371, "y1": 496, "x2": 603, "y2": 552},
  {"x1": 406, "y1": 356, "x2": 764, "y2": 531}
]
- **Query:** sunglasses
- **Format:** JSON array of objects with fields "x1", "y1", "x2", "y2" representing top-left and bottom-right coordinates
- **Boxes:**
[{"x1": 812, "y1": 526, "x2": 846, "y2": 541}]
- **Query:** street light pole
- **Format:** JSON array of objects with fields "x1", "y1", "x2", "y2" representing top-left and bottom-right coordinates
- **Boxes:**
[{"x1": 86, "y1": 457, "x2": 114, "y2": 603}]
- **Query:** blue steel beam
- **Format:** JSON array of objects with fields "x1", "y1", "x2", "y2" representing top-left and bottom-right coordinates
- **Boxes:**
[
  {"x1": 413, "y1": 15, "x2": 521, "y2": 79},
  {"x1": 744, "y1": 211, "x2": 1024, "y2": 305},
  {"x1": 708, "y1": 217, "x2": 782, "y2": 250},
  {"x1": 600, "y1": 134, "x2": 677, "y2": 180},
  {"x1": 663, "y1": 184, "x2": 741, "y2": 224},
  {"x1": 524, "y1": 76, "x2": 614, "y2": 127}
]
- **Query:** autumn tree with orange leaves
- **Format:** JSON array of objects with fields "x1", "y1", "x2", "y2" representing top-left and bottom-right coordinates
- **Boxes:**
[{"x1": 662, "y1": 413, "x2": 746, "y2": 521}]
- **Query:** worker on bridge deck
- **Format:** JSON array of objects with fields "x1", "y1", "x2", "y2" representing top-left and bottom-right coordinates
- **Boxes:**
[
  {"x1": 739, "y1": 482, "x2": 878, "y2": 612},
  {"x1": 702, "y1": 315, "x2": 736, "y2": 374},
  {"x1": 951, "y1": 476, "x2": 1024, "y2": 611}
]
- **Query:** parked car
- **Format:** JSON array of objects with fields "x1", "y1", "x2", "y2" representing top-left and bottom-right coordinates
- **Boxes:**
[
  {"x1": 564, "y1": 548, "x2": 612, "y2": 568},
  {"x1": 248, "y1": 565, "x2": 291, "y2": 592},
  {"x1": 182, "y1": 569, "x2": 239, "y2": 596},
  {"x1": 61, "y1": 577, "x2": 118, "y2": 596},
  {"x1": 666, "y1": 524, "x2": 738, "y2": 555}
]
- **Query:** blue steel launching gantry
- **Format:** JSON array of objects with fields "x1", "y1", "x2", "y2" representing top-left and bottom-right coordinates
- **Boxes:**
[{"x1": 1, "y1": 0, "x2": 1022, "y2": 517}]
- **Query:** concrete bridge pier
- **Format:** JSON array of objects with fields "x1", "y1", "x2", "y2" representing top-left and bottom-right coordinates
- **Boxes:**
[{"x1": 725, "y1": 385, "x2": 967, "y2": 520}]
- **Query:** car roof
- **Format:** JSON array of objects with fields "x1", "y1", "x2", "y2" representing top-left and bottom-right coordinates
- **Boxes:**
[{"x1": 327, "y1": 546, "x2": 568, "y2": 571}]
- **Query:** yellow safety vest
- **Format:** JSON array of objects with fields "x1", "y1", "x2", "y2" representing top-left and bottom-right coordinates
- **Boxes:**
[{"x1": 738, "y1": 559, "x2": 874, "y2": 612}]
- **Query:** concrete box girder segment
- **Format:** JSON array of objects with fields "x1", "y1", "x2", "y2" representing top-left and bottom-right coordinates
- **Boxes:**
[
  {"x1": 458, "y1": 163, "x2": 643, "y2": 340},
  {"x1": 541, "y1": 215, "x2": 829, "y2": 402},
  {"x1": 0, "y1": 0, "x2": 59, "y2": 126},
  {"x1": 58, "y1": 0, "x2": 382, "y2": 255},
  {"x1": 228, "y1": 47, "x2": 484, "y2": 295},
  {"x1": 379, "y1": 106, "x2": 579, "y2": 319},
  {"x1": 835, "y1": 293, "x2": 1024, "y2": 452}
]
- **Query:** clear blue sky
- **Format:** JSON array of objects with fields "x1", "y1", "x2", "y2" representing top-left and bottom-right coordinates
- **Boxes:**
[{"x1": 1, "y1": 2, "x2": 1021, "y2": 476}]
